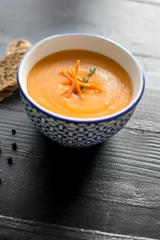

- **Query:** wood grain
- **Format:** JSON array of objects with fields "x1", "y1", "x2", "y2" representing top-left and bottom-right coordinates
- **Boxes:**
[
  {"x1": 126, "y1": 0, "x2": 160, "y2": 6},
  {"x1": 0, "y1": 107, "x2": 160, "y2": 238},
  {"x1": 0, "y1": 215, "x2": 155, "y2": 240},
  {"x1": 0, "y1": 0, "x2": 160, "y2": 59}
]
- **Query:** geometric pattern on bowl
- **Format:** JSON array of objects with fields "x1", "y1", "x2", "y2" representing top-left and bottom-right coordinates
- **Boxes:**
[{"x1": 21, "y1": 93, "x2": 135, "y2": 148}]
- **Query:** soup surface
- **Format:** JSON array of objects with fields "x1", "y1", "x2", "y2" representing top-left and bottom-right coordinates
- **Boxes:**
[{"x1": 27, "y1": 50, "x2": 133, "y2": 118}]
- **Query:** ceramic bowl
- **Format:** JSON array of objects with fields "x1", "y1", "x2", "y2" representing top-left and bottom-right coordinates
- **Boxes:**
[{"x1": 17, "y1": 34, "x2": 145, "y2": 148}]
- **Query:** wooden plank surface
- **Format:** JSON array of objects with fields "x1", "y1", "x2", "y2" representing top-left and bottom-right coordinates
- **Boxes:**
[
  {"x1": 0, "y1": 215, "x2": 156, "y2": 240},
  {"x1": 0, "y1": 0, "x2": 160, "y2": 239},
  {"x1": 0, "y1": 0, "x2": 159, "y2": 59},
  {"x1": 0, "y1": 110, "x2": 160, "y2": 239}
]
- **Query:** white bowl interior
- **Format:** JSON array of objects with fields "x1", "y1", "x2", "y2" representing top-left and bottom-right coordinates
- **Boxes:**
[{"x1": 18, "y1": 34, "x2": 144, "y2": 120}]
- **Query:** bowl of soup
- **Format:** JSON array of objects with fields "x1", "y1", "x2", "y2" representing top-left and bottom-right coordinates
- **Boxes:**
[{"x1": 17, "y1": 34, "x2": 145, "y2": 147}]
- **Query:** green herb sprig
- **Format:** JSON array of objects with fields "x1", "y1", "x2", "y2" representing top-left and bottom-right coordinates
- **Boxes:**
[{"x1": 82, "y1": 66, "x2": 96, "y2": 83}]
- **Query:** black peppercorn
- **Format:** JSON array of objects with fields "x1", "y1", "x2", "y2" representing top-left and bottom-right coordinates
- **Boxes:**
[
  {"x1": 12, "y1": 128, "x2": 16, "y2": 135},
  {"x1": 12, "y1": 142, "x2": 17, "y2": 150},
  {"x1": 7, "y1": 157, "x2": 13, "y2": 164}
]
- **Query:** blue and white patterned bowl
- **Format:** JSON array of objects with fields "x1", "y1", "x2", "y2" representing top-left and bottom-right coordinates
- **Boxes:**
[{"x1": 17, "y1": 34, "x2": 145, "y2": 148}]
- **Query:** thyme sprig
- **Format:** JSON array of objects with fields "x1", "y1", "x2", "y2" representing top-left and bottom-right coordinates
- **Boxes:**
[{"x1": 82, "y1": 66, "x2": 96, "y2": 83}]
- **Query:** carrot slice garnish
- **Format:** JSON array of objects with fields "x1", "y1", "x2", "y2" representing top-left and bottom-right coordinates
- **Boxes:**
[
  {"x1": 77, "y1": 76, "x2": 84, "y2": 83},
  {"x1": 61, "y1": 69, "x2": 73, "y2": 83},
  {"x1": 66, "y1": 82, "x2": 75, "y2": 98},
  {"x1": 60, "y1": 88, "x2": 70, "y2": 95},
  {"x1": 65, "y1": 60, "x2": 81, "y2": 98},
  {"x1": 75, "y1": 60, "x2": 80, "y2": 74},
  {"x1": 60, "y1": 60, "x2": 103, "y2": 98},
  {"x1": 70, "y1": 66, "x2": 83, "y2": 99},
  {"x1": 80, "y1": 83, "x2": 104, "y2": 92},
  {"x1": 67, "y1": 69, "x2": 73, "y2": 77}
]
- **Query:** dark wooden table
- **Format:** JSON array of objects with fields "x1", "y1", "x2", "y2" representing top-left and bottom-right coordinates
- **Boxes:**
[{"x1": 0, "y1": 0, "x2": 160, "y2": 239}]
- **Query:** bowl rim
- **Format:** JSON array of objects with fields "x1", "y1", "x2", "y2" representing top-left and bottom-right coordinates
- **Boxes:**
[{"x1": 17, "y1": 33, "x2": 145, "y2": 123}]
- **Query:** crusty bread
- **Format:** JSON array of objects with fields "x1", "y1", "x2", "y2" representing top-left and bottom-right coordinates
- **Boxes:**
[
  {"x1": 7, "y1": 39, "x2": 32, "y2": 55},
  {"x1": 0, "y1": 52, "x2": 25, "y2": 101},
  {"x1": 0, "y1": 39, "x2": 32, "y2": 102}
]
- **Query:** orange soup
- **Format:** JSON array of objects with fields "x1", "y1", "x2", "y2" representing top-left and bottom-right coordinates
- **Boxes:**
[{"x1": 27, "y1": 50, "x2": 133, "y2": 118}]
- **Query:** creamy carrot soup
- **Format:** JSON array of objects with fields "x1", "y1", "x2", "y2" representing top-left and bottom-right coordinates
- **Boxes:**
[{"x1": 27, "y1": 50, "x2": 133, "y2": 118}]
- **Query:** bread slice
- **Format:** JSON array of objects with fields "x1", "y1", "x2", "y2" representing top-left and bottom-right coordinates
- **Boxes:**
[
  {"x1": 0, "y1": 52, "x2": 25, "y2": 101},
  {"x1": 0, "y1": 39, "x2": 32, "y2": 101},
  {"x1": 7, "y1": 39, "x2": 32, "y2": 55}
]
